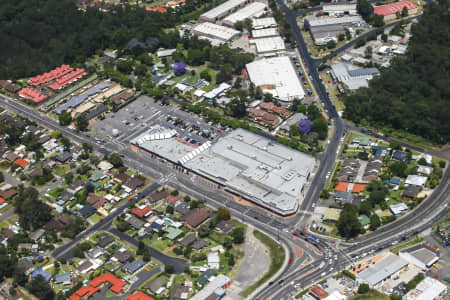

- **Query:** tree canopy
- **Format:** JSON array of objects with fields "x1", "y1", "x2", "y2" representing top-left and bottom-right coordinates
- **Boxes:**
[{"x1": 343, "y1": 1, "x2": 450, "y2": 144}]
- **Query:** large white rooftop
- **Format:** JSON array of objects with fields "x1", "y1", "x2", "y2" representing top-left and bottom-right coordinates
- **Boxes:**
[
  {"x1": 250, "y1": 36, "x2": 286, "y2": 53},
  {"x1": 222, "y1": 2, "x2": 267, "y2": 26},
  {"x1": 306, "y1": 15, "x2": 363, "y2": 27},
  {"x1": 200, "y1": 0, "x2": 248, "y2": 22},
  {"x1": 357, "y1": 254, "x2": 408, "y2": 287},
  {"x1": 246, "y1": 56, "x2": 305, "y2": 101},
  {"x1": 252, "y1": 17, "x2": 277, "y2": 29},
  {"x1": 193, "y1": 22, "x2": 240, "y2": 41},
  {"x1": 251, "y1": 28, "x2": 279, "y2": 38},
  {"x1": 184, "y1": 129, "x2": 315, "y2": 214}
]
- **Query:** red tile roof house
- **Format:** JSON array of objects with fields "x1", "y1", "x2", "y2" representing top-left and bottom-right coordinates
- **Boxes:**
[
  {"x1": 259, "y1": 102, "x2": 291, "y2": 118},
  {"x1": 70, "y1": 273, "x2": 126, "y2": 300},
  {"x1": 128, "y1": 291, "x2": 155, "y2": 300},
  {"x1": 132, "y1": 205, "x2": 152, "y2": 218},
  {"x1": 373, "y1": 0, "x2": 418, "y2": 21},
  {"x1": 184, "y1": 207, "x2": 210, "y2": 229},
  {"x1": 248, "y1": 108, "x2": 280, "y2": 127},
  {"x1": 13, "y1": 158, "x2": 30, "y2": 171},
  {"x1": 165, "y1": 195, "x2": 182, "y2": 206}
]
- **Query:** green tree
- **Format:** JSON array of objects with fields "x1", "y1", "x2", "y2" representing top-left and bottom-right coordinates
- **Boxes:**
[
  {"x1": 165, "y1": 264, "x2": 174, "y2": 274},
  {"x1": 364, "y1": 46, "x2": 373, "y2": 59},
  {"x1": 232, "y1": 227, "x2": 245, "y2": 244},
  {"x1": 337, "y1": 204, "x2": 362, "y2": 239},
  {"x1": 401, "y1": 6, "x2": 408, "y2": 17},
  {"x1": 369, "y1": 190, "x2": 386, "y2": 205},
  {"x1": 358, "y1": 283, "x2": 370, "y2": 294},
  {"x1": 108, "y1": 153, "x2": 123, "y2": 168},
  {"x1": 389, "y1": 161, "x2": 407, "y2": 177},
  {"x1": 200, "y1": 69, "x2": 211, "y2": 81},
  {"x1": 75, "y1": 114, "x2": 88, "y2": 131},
  {"x1": 357, "y1": 0, "x2": 374, "y2": 21},
  {"x1": 166, "y1": 205, "x2": 174, "y2": 214},
  {"x1": 290, "y1": 124, "x2": 300, "y2": 137},
  {"x1": 27, "y1": 275, "x2": 55, "y2": 300},
  {"x1": 338, "y1": 34, "x2": 345, "y2": 41},
  {"x1": 326, "y1": 40, "x2": 337, "y2": 49},
  {"x1": 370, "y1": 214, "x2": 381, "y2": 231},
  {"x1": 311, "y1": 119, "x2": 328, "y2": 140},
  {"x1": 218, "y1": 207, "x2": 231, "y2": 221},
  {"x1": 58, "y1": 111, "x2": 72, "y2": 126}
]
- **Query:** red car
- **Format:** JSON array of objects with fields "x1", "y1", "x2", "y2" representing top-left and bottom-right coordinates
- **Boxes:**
[
  {"x1": 293, "y1": 232, "x2": 300, "y2": 237},
  {"x1": 288, "y1": 258, "x2": 292, "y2": 264},
  {"x1": 99, "y1": 218, "x2": 104, "y2": 222}
]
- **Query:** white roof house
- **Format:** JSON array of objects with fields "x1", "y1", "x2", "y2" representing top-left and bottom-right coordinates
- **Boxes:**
[
  {"x1": 222, "y1": 2, "x2": 267, "y2": 27},
  {"x1": 252, "y1": 17, "x2": 277, "y2": 29},
  {"x1": 157, "y1": 49, "x2": 176, "y2": 58},
  {"x1": 246, "y1": 56, "x2": 305, "y2": 101},
  {"x1": 324, "y1": 291, "x2": 346, "y2": 300},
  {"x1": 200, "y1": 0, "x2": 248, "y2": 22},
  {"x1": 405, "y1": 175, "x2": 427, "y2": 187},
  {"x1": 193, "y1": 22, "x2": 240, "y2": 42},
  {"x1": 417, "y1": 165, "x2": 433, "y2": 175},
  {"x1": 249, "y1": 36, "x2": 286, "y2": 54},
  {"x1": 390, "y1": 203, "x2": 408, "y2": 216}
]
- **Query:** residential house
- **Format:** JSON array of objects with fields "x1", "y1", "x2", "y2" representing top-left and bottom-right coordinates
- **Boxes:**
[
  {"x1": 171, "y1": 283, "x2": 190, "y2": 300},
  {"x1": 184, "y1": 208, "x2": 210, "y2": 229},
  {"x1": 31, "y1": 268, "x2": 52, "y2": 282},
  {"x1": 334, "y1": 182, "x2": 349, "y2": 192},
  {"x1": 14, "y1": 158, "x2": 30, "y2": 170},
  {"x1": 165, "y1": 195, "x2": 182, "y2": 206},
  {"x1": 363, "y1": 158, "x2": 383, "y2": 181},
  {"x1": 76, "y1": 203, "x2": 97, "y2": 219},
  {"x1": 18, "y1": 243, "x2": 33, "y2": 253},
  {"x1": 88, "y1": 246, "x2": 107, "y2": 259},
  {"x1": 17, "y1": 257, "x2": 34, "y2": 274},
  {"x1": 128, "y1": 291, "x2": 155, "y2": 300},
  {"x1": 123, "y1": 177, "x2": 145, "y2": 192},
  {"x1": 402, "y1": 185, "x2": 422, "y2": 200},
  {"x1": 179, "y1": 234, "x2": 196, "y2": 247},
  {"x1": 87, "y1": 194, "x2": 107, "y2": 210},
  {"x1": 57, "y1": 190, "x2": 74, "y2": 206},
  {"x1": 0, "y1": 188, "x2": 16, "y2": 200},
  {"x1": 337, "y1": 159, "x2": 360, "y2": 182},
  {"x1": 174, "y1": 201, "x2": 191, "y2": 215},
  {"x1": 97, "y1": 233, "x2": 114, "y2": 248},
  {"x1": 53, "y1": 152, "x2": 72, "y2": 164},
  {"x1": 146, "y1": 277, "x2": 166, "y2": 295},
  {"x1": 417, "y1": 165, "x2": 433, "y2": 175},
  {"x1": 392, "y1": 150, "x2": 408, "y2": 161},
  {"x1": 215, "y1": 220, "x2": 234, "y2": 234},
  {"x1": 248, "y1": 108, "x2": 280, "y2": 127},
  {"x1": 4, "y1": 151, "x2": 19, "y2": 162},
  {"x1": 371, "y1": 145, "x2": 388, "y2": 158},
  {"x1": 68, "y1": 180, "x2": 84, "y2": 194},
  {"x1": 112, "y1": 248, "x2": 132, "y2": 263},
  {"x1": 259, "y1": 102, "x2": 290, "y2": 118},
  {"x1": 30, "y1": 228, "x2": 45, "y2": 242},
  {"x1": 1, "y1": 228, "x2": 16, "y2": 239},
  {"x1": 390, "y1": 203, "x2": 408, "y2": 216},
  {"x1": 335, "y1": 191, "x2": 353, "y2": 204},
  {"x1": 323, "y1": 208, "x2": 341, "y2": 222},
  {"x1": 114, "y1": 172, "x2": 131, "y2": 184},
  {"x1": 123, "y1": 259, "x2": 145, "y2": 274},
  {"x1": 45, "y1": 214, "x2": 73, "y2": 230},
  {"x1": 405, "y1": 175, "x2": 427, "y2": 187},
  {"x1": 149, "y1": 190, "x2": 169, "y2": 203},
  {"x1": 90, "y1": 170, "x2": 106, "y2": 182},
  {"x1": 98, "y1": 161, "x2": 114, "y2": 171},
  {"x1": 352, "y1": 184, "x2": 365, "y2": 195},
  {"x1": 165, "y1": 227, "x2": 183, "y2": 240},
  {"x1": 192, "y1": 239, "x2": 209, "y2": 250},
  {"x1": 55, "y1": 272, "x2": 72, "y2": 286},
  {"x1": 132, "y1": 205, "x2": 152, "y2": 218},
  {"x1": 359, "y1": 215, "x2": 370, "y2": 228},
  {"x1": 125, "y1": 215, "x2": 145, "y2": 229},
  {"x1": 28, "y1": 168, "x2": 43, "y2": 178},
  {"x1": 207, "y1": 252, "x2": 220, "y2": 269}
]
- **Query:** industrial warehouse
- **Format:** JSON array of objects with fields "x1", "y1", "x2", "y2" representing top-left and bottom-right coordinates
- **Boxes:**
[
  {"x1": 200, "y1": 0, "x2": 249, "y2": 22},
  {"x1": 245, "y1": 56, "x2": 305, "y2": 101},
  {"x1": 193, "y1": 22, "x2": 240, "y2": 43},
  {"x1": 131, "y1": 128, "x2": 315, "y2": 216},
  {"x1": 222, "y1": 2, "x2": 267, "y2": 27}
]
